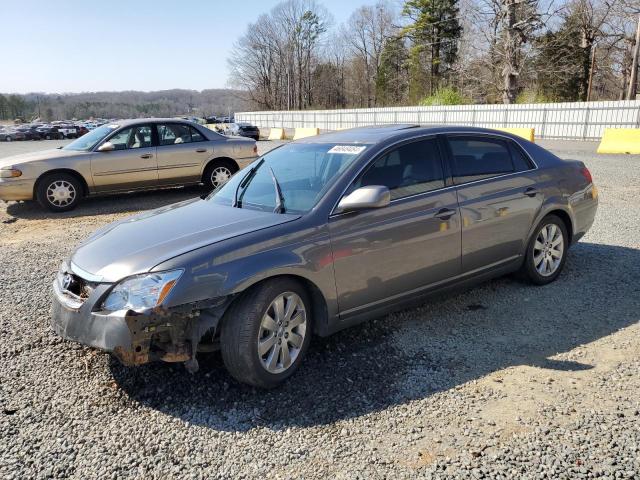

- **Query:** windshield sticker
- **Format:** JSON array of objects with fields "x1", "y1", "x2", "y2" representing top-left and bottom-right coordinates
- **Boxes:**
[{"x1": 328, "y1": 145, "x2": 366, "y2": 155}]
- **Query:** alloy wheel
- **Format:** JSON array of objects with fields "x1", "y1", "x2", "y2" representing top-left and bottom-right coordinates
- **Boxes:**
[
  {"x1": 257, "y1": 292, "x2": 307, "y2": 374},
  {"x1": 46, "y1": 180, "x2": 76, "y2": 207},
  {"x1": 533, "y1": 223, "x2": 564, "y2": 277},
  {"x1": 211, "y1": 166, "x2": 232, "y2": 188}
]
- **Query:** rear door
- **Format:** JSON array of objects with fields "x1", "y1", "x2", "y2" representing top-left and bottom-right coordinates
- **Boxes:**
[
  {"x1": 329, "y1": 137, "x2": 461, "y2": 317},
  {"x1": 155, "y1": 123, "x2": 210, "y2": 185},
  {"x1": 91, "y1": 124, "x2": 157, "y2": 192},
  {"x1": 444, "y1": 134, "x2": 542, "y2": 273}
]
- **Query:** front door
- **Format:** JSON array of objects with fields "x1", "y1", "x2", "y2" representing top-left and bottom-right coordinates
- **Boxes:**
[
  {"x1": 91, "y1": 124, "x2": 157, "y2": 192},
  {"x1": 155, "y1": 123, "x2": 210, "y2": 185},
  {"x1": 328, "y1": 137, "x2": 461, "y2": 317},
  {"x1": 445, "y1": 135, "x2": 544, "y2": 273}
]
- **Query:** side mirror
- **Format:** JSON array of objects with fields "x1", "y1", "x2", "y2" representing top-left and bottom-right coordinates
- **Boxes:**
[
  {"x1": 336, "y1": 185, "x2": 390, "y2": 213},
  {"x1": 97, "y1": 141, "x2": 115, "y2": 152}
]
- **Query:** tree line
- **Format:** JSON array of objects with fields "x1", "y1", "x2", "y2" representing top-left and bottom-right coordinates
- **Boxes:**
[
  {"x1": 0, "y1": 89, "x2": 249, "y2": 122},
  {"x1": 228, "y1": 0, "x2": 640, "y2": 110}
]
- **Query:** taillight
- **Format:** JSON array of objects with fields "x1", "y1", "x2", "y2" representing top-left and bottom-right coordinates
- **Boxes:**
[
  {"x1": 253, "y1": 145, "x2": 258, "y2": 155},
  {"x1": 580, "y1": 166, "x2": 593, "y2": 184}
]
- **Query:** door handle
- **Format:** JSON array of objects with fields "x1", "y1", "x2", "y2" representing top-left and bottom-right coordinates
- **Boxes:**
[
  {"x1": 195, "y1": 148, "x2": 207, "y2": 153},
  {"x1": 140, "y1": 153, "x2": 153, "y2": 159},
  {"x1": 434, "y1": 208, "x2": 456, "y2": 220},
  {"x1": 524, "y1": 187, "x2": 538, "y2": 197}
]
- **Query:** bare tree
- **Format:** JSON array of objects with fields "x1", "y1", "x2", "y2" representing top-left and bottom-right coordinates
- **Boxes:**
[{"x1": 341, "y1": 1, "x2": 397, "y2": 107}]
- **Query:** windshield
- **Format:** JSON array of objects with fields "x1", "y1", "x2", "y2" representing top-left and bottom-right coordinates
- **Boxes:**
[
  {"x1": 209, "y1": 143, "x2": 368, "y2": 214},
  {"x1": 63, "y1": 124, "x2": 119, "y2": 151}
]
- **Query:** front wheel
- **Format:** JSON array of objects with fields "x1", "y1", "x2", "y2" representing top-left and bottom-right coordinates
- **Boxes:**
[
  {"x1": 36, "y1": 173, "x2": 82, "y2": 212},
  {"x1": 5, "y1": 136, "x2": 12, "y2": 142},
  {"x1": 521, "y1": 215, "x2": 568, "y2": 285},
  {"x1": 220, "y1": 278, "x2": 312, "y2": 388}
]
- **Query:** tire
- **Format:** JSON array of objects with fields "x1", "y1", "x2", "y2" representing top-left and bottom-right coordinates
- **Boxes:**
[
  {"x1": 36, "y1": 172, "x2": 82, "y2": 212},
  {"x1": 220, "y1": 278, "x2": 313, "y2": 388},
  {"x1": 45, "y1": 134, "x2": 52, "y2": 140},
  {"x1": 521, "y1": 214, "x2": 569, "y2": 285},
  {"x1": 5, "y1": 136, "x2": 12, "y2": 142},
  {"x1": 202, "y1": 159, "x2": 238, "y2": 190}
]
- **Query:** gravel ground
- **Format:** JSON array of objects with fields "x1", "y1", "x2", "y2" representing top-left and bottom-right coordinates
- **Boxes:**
[{"x1": 0, "y1": 139, "x2": 639, "y2": 479}]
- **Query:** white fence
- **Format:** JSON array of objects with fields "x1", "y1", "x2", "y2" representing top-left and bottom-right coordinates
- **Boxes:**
[{"x1": 236, "y1": 100, "x2": 640, "y2": 140}]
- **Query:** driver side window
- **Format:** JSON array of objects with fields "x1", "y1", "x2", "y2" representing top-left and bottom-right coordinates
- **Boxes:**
[{"x1": 354, "y1": 138, "x2": 445, "y2": 200}]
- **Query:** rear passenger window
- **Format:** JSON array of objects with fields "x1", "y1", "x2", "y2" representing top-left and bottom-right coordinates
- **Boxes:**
[
  {"x1": 448, "y1": 137, "x2": 514, "y2": 184},
  {"x1": 355, "y1": 139, "x2": 445, "y2": 200},
  {"x1": 158, "y1": 124, "x2": 192, "y2": 146},
  {"x1": 509, "y1": 142, "x2": 534, "y2": 171}
]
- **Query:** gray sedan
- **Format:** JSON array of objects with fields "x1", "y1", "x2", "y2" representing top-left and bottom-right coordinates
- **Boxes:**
[
  {"x1": 0, "y1": 118, "x2": 257, "y2": 211},
  {"x1": 51, "y1": 125, "x2": 598, "y2": 388}
]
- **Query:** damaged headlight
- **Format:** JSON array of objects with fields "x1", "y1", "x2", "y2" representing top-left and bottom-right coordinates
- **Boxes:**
[{"x1": 102, "y1": 270, "x2": 183, "y2": 312}]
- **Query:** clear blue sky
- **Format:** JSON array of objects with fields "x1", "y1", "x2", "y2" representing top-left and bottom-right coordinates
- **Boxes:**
[{"x1": 1, "y1": 0, "x2": 374, "y2": 94}]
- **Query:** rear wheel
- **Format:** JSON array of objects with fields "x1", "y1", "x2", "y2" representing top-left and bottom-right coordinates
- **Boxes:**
[
  {"x1": 36, "y1": 172, "x2": 82, "y2": 212},
  {"x1": 220, "y1": 278, "x2": 312, "y2": 388},
  {"x1": 521, "y1": 215, "x2": 568, "y2": 285},
  {"x1": 203, "y1": 160, "x2": 237, "y2": 190}
]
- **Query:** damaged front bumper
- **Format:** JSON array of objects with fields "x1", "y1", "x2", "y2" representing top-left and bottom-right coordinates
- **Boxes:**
[{"x1": 51, "y1": 279, "x2": 229, "y2": 369}]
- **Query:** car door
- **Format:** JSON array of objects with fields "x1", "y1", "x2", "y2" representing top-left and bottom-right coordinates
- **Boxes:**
[
  {"x1": 328, "y1": 137, "x2": 461, "y2": 317},
  {"x1": 91, "y1": 124, "x2": 158, "y2": 192},
  {"x1": 155, "y1": 123, "x2": 210, "y2": 185},
  {"x1": 445, "y1": 134, "x2": 543, "y2": 273}
]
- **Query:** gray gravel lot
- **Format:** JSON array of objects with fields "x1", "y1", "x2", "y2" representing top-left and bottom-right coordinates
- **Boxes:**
[{"x1": 0, "y1": 138, "x2": 639, "y2": 479}]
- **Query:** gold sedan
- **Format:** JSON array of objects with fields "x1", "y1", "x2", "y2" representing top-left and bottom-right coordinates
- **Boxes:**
[{"x1": 0, "y1": 118, "x2": 258, "y2": 212}]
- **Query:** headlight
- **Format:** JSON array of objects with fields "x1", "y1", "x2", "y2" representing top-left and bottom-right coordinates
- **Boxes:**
[
  {"x1": 0, "y1": 167, "x2": 22, "y2": 178},
  {"x1": 102, "y1": 270, "x2": 183, "y2": 311}
]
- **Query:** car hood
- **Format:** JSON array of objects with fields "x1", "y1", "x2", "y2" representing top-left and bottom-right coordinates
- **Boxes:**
[
  {"x1": 71, "y1": 198, "x2": 301, "y2": 283},
  {"x1": 0, "y1": 148, "x2": 88, "y2": 169}
]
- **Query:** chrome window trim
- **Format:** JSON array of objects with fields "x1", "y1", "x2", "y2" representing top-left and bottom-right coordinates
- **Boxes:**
[{"x1": 328, "y1": 131, "x2": 539, "y2": 217}]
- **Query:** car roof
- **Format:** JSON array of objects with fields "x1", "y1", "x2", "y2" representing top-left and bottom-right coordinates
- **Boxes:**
[
  {"x1": 295, "y1": 124, "x2": 530, "y2": 145},
  {"x1": 106, "y1": 118, "x2": 199, "y2": 127}
]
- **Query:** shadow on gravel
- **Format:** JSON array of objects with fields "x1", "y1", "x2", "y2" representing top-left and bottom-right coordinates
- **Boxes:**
[
  {"x1": 2, "y1": 186, "x2": 205, "y2": 220},
  {"x1": 110, "y1": 242, "x2": 640, "y2": 432}
]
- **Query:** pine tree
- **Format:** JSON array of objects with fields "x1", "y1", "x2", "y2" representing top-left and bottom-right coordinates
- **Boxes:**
[
  {"x1": 402, "y1": 0, "x2": 462, "y2": 101},
  {"x1": 376, "y1": 36, "x2": 410, "y2": 106}
]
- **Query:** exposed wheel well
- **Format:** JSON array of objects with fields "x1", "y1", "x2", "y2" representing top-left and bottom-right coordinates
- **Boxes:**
[
  {"x1": 227, "y1": 274, "x2": 329, "y2": 337},
  {"x1": 202, "y1": 157, "x2": 239, "y2": 182},
  {"x1": 34, "y1": 169, "x2": 89, "y2": 198},
  {"x1": 546, "y1": 209, "x2": 573, "y2": 244}
]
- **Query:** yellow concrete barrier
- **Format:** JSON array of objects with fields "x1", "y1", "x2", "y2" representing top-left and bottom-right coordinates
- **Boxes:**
[
  {"x1": 268, "y1": 128, "x2": 285, "y2": 140},
  {"x1": 597, "y1": 128, "x2": 640, "y2": 154},
  {"x1": 293, "y1": 127, "x2": 320, "y2": 140},
  {"x1": 495, "y1": 127, "x2": 535, "y2": 142}
]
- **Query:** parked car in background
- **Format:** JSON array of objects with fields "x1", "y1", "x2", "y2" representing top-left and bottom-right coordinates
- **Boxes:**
[
  {"x1": 75, "y1": 125, "x2": 89, "y2": 137},
  {"x1": 0, "y1": 118, "x2": 258, "y2": 211},
  {"x1": 1, "y1": 128, "x2": 26, "y2": 142},
  {"x1": 48, "y1": 125, "x2": 598, "y2": 388},
  {"x1": 15, "y1": 125, "x2": 42, "y2": 140},
  {"x1": 36, "y1": 126, "x2": 64, "y2": 140},
  {"x1": 57, "y1": 125, "x2": 78, "y2": 138},
  {"x1": 229, "y1": 122, "x2": 260, "y2": 141}
]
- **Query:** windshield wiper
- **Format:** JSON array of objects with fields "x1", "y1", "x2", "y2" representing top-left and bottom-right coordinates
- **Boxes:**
[
  {"x1": 268, "y1": 166, "x2": 285, "y2": 213},
  {"x1": 233, "y1": 158, "x2": 264, "y2": 208}
]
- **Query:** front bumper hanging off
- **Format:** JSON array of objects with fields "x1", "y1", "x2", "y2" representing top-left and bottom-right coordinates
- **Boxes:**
[{"x1": 51, "y1": 279, "x2": 229, "y2": 370}]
